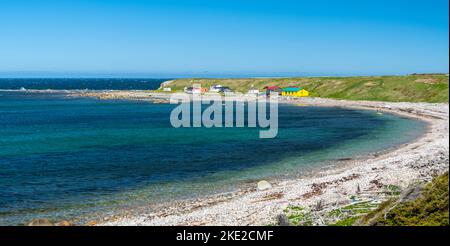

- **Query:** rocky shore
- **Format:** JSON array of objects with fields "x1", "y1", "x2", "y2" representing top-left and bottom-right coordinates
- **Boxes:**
[{"x1": 75, "y1": 92, "x2": 448, "y2": 226}]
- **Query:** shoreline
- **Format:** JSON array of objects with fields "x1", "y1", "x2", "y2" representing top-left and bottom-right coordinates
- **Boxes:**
[
  {"x1": 78, "y1": 92, "x2": 447, "y2": 226},
  {"x1": 4, "y1": 90, "x2": 448, "y2": 225}
]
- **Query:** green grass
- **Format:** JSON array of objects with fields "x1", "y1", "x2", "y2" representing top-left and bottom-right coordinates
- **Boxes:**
[
  {"x1": 361, "y1": 172, "x2": 449, "y2": 226},
  {"x1": 160, "y1": 74, "x2": 449, "y2": 103},
  {"x1": 326, "y1": 201, "x2": 379, "y2": 226},
  {"x1": 377, "y1": 172, "x2": 449, "y2": 226},
  {"x1": 340, "y1": 201, "x2": 379, "y2": 214},
  {"x1": 385, "y1": 184, "x2": 402, "y2": 196},
  {"x1": 330, "y1": 216, "x2": 361, "y2": 226},
  {"x1": 283, "y1": 206, "x2": 314, "y2": 226}
]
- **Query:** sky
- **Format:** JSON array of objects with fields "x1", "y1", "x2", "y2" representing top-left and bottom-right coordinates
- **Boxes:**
[{"x1": 0, "y1": 0, "x2": 448, "y2": 77}]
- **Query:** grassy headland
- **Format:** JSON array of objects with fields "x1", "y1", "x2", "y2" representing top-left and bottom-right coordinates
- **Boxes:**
[{"x1": 160, "y1": 74, "x2": 449, "y2": 103}]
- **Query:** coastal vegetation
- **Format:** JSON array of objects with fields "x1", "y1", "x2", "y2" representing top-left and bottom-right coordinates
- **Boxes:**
[
  {"x1": 160, "y1": 74, "x2": 449, "y2": 103},
  {"x1": 279, "y1": 172, "x2": 449, "y2": 226},
  {"x1": 362, "y1": 171, "x2": 449, "y2": 226}
]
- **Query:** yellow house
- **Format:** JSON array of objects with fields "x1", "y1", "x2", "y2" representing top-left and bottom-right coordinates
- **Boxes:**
[{"x1": 282, "y1": 87, "x2": 309, "y2": 97}]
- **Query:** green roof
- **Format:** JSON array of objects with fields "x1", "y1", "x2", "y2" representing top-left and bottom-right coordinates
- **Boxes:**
[{"x1": 283, "y1": 87, "x2": 303, "y2": 92}]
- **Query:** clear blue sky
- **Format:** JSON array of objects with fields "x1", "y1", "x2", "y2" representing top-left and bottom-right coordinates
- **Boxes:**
[{"x1": 0, "y1": 0, "x2": 448, "y2": 77}]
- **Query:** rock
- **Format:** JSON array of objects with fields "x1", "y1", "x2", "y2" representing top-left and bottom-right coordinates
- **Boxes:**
[
  {"x1": 27, "y1": 218, "x2": 54, "y2": 226},
  {"x1": 400, "y1": 184, "x2": 425, "y2": 202},
  {"x1": 257, "y1": 180, "x2": 272, "y2": 191},
  {"x1": 86, "y1": 220, "x2": 98, "y2": 226},
  {"x1": 276, "y1": 214, "x2": 292, "y2": 226},
  {"x1": 55, "y1": 220, "x2": 74, "y2": 226}
]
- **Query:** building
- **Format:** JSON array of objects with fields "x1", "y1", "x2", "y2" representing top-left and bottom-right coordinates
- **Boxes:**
[
  {"x1": 209, "y1": 85, "x2": 233, "y2": 93},
  {"x1": 220, "y1": 87, "x2": 233, "y2": 93},
  {"x1": 282, "y1": 87, "x2": 309, "y2": 97},
  {"x1": 264, "y1": 86, "x2": 282, "y2": 96},
  {"x1": 209, "y1": 85, "x2": 223, "y2": 92},
  {"x1": 192, "y1": 87, "x2": 208, "y2": 94},
  {"x1": 247, "y1": 85, "x2": 259, "y2": 94},
  {"x1": 248, "y1": 88, "x2": 259, "y2": 94}
]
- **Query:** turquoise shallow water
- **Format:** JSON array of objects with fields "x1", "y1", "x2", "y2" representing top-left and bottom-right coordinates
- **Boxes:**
[{"x1": 0, "y1": 91, "x2": 426, "y2": 225}]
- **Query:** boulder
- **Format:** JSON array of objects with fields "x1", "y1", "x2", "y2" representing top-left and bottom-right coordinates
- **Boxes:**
[
  {"x1": 276, "y1": 214, "x2": 292, "y2": 226},
  {"x1": 257, "y1": 180, "x2": 272, "y2": 191},
  {"x1": 400, "y1": 184, "x2": 425, "y2": 202},
  {"x1": 86, "y1": 220, "x2": 98, "y2": 226}
]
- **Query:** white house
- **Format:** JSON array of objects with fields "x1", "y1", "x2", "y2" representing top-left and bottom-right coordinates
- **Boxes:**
[
  {"x1": 247, "y1": 84, "x2": 259, "y2": 95},
  {"x1": 248, "y1": 88, "x2": 259, "y2": 94},
  {"x1": 209, "y1": 85, "x2": 223, "y2": 92}
]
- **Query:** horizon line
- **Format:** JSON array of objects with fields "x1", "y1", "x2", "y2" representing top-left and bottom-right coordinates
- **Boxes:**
[{"x1": 0, "y1": 71, "x2": 449, "y2": 79}]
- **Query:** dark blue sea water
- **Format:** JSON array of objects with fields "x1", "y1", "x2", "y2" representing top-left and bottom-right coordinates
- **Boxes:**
[
  {"x1": 0, "y1": 78, "x2": 166, "y2": 90},
  {"x1": 0, "y1": 90, "x2": 426, "y2": 225}
]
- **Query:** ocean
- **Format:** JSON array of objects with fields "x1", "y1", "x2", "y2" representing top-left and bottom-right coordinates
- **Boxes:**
[
  {"x1": 0, "y1": 79, "x2": 426, "y2": 225},
  {"x1": 0, "y1": 78, "x2": 166, "y2": 90}
]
